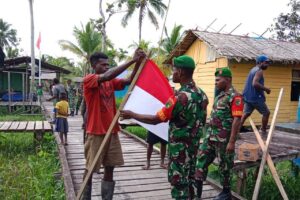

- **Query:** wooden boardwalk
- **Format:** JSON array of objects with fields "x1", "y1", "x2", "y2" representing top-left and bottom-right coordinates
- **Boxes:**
[{"x1": 42, "y1": 100, "x2": 243, "y2": 200}]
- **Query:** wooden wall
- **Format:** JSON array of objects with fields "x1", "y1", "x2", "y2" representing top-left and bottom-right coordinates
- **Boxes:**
[
  {"x1": 183, "y1": 39, "x2": 299, "y2": 125},
  {"x1": 184, "y1": 40, "x2": 228, "y2": 115}
]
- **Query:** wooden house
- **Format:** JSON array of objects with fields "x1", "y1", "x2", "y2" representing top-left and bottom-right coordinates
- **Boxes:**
[
  {"x1": 164, "y1": 30, "x2": 300, "y2": 124},
  {"x1": 0, "y1": 56, "x2": 70, "y2": 101}
]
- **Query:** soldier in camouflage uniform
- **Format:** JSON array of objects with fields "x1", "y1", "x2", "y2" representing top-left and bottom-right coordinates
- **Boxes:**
[
  {"x1": 195, "y1": 67, "x2": 244, "y2": 200},
  {"x1": 121, "y1": 55, "x2": 208, "y2": 199},
  {"x1": 66, "y1": 79, "x2": 76, "y2": 116},
  {"x1": 75, "y1": 82, "x2": 83, "y2": 115}
]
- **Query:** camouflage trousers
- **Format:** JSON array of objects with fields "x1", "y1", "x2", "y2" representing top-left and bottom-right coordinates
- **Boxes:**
[
  {"x1": 195, "y1": 138, "x2": 234, "y2": 188},
  {"x1": 68, "y1": 97, "x2": 75, "y2": 112},
  {"x1": 168, "y1": 146, "x2": 202, "y2": 199},
  {"x1": 76, "y1": 96, "x2": 83, "y2": 111}
]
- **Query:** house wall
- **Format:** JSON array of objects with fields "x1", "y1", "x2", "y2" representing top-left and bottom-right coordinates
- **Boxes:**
[
  {"x1": 183, "y1": 39, "x2": 299, "y2": 125},
  {"x1": 230, "y1": 63, "x2": 300, "y2": 124},
  {"x1": 184, "y1": 40, "x2": 228, "y2": 115},
  {"x1": 0, "y1": 72, "x2": 23, "y2": 95}
]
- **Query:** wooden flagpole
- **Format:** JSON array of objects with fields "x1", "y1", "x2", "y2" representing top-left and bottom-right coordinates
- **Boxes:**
[
  {"x1": 76, "y1": 58, "x2": 148, "y2": 200},
  {"x1": 249, "y1": 118, "x2": 288, "y2": 200},
  {"x1": 252, "y1": 88, "x2": 284, "y2": 200}
]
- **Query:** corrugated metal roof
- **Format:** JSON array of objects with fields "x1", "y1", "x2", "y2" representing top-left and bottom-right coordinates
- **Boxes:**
[{"x1": 164, "y1": 30, "x2": 300, "y2": 64}]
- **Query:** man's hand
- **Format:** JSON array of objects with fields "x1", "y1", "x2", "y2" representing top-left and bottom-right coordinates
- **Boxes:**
[
  {"x1": 265, "y1": 87, "x2": 271, "y2": 94},
  {"x1": 226, "y1": 142, "x2": 235, "y2": 154},
  {"x1": 120, "y1": 110, "x2": 134, "y2": 119},
  {"x1": 133, "y1": 48, "x2": 146, "y2": 62}
]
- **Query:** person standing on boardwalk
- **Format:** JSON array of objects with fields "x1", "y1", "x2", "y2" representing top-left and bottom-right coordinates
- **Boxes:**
[
  {"x1": 142, "y1": 131, "x2": 168, "y2": 170},
  {"x1": 195, "y1": 67, "x2": 244, "y2": 200},
  {"x1": 82, "y1": 49, "x2": 145, "y2": 200},
  {"x1": 55, "y1": 92, "x2": 69, "y2": 145},
  {"x1": 240, "y1": 55, "x2": 272, "y2": 135},
  {"x1": 66, "y1": 79, "x2": 76, "y2": 116},
  {"x1": 75, "y1": 82, "x2": 83, "y2": 115},
  {"x1": 47, "y1": 78, "x2": 67, "y2": 123},
  {"x1": 121, "y1": 55, "x2": 208, "y2": 199}
]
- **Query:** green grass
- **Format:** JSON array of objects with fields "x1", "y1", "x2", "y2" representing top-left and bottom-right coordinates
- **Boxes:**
[
  {"x1": 0, "y1": 114, "x2": 44, "y2": 121},
  {"x1": 125, "y1": 126, "x2": 148, "y2": 140},
  {"x1": 0, "y1": 133, "x2": 65, "y2": 199},
  {"x1": 208, "y1": 161, "x2": 300, "y2": 200}
]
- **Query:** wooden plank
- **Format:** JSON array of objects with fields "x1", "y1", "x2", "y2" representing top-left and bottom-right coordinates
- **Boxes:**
[
  {"x1": 9, "y1": 121, "x2": 20, "y2": 130},
  {"x1": 26, "y1": 121, "x2": 35, "y2": 131},
  {"x1": 17, "y1": 121, "x2": 28, "y2": 130},
  {"x1": 43, "y1": 121, "x2": 52, "y2": 131},
  {"x1": 0, "y1": 122, "x2": 4, "y2": 129},
  {"x1": 35, "y1": 121, "x2": 43, "y2": 131},
  {"x1": 0, "y1": 121, "x2": 12, "y2": 131}
]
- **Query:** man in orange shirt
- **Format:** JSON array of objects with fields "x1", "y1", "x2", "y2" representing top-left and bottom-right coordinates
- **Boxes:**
[{"x1": 82, "y1": 49, "x2": 145, "y2": 200}]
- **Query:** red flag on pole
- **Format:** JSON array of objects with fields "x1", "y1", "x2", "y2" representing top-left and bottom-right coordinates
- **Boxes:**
[
  {"x1": 36, "y1": 32, "x2": 41, "y2": 50},
  {"x1": 122, "y1": 59, "x2": 174, "y2": 141}
]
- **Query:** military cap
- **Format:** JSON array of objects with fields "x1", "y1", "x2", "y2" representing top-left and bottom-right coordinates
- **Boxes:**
[
  {"x1": 173, "y1": 55, "x2": 195, "y2": 69},
  {"x1": 215, "y1": 67, "x2": 232, "y2": 77}
]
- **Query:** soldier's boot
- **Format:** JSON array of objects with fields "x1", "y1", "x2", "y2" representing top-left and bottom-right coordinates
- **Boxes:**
[
  {"x1": 75, "y1": 109, "x2": 78, "y2": 115},
  {"x1": 213, "y1": 187, "x2": 232, "y2": 200},
  {"x1": 195, "y1": 180, "x2": 203, "y2": 199},
  {"x1": 101, "y1": 180, "x2": 115, "y2": 200},
  {"x1": 70, "y1": 111, "x2": 74, "y2": 116},
  {"x1": 82, "y1": 171, "x2": 92, "y2": 200}
]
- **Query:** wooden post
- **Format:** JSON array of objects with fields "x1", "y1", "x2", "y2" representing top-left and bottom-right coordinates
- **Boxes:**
[
  {"x1": 22, "y1": 73, "x2": 25, "y2": 104},
  {"x1": 76, "y1": 59, "x2": 147, "y2": 200},
  {"x1": 252, "y1": 88, "x2": 284, "y2": 200},
  {"x1": 8, "y1": 72, "x2": 11, "y2": 113},
  {"x1": 249, "y1": 118, "x2": 289, "y2": 200}
]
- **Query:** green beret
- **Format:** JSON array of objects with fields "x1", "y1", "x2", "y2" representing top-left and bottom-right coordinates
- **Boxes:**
[
  {"x1": 215, "y1": 67, "x2": 232, "y2": 77},
  {"x1": 173, "y1": 55, "x2": 195, "y2": 69}
]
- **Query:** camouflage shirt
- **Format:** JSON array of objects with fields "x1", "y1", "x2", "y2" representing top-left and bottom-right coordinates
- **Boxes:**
[
  {"x1": 157, "y1": 81, "x2": 208, "y2": 162},
  {"x1": 207, "y1": 86, "x2": 243, "y2": 143}
]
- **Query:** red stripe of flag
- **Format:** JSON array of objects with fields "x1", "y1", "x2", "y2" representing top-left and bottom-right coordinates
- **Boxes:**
[
  {"x1": 36, "y1": 32, "x2": 41, "y2": 50},
  {"x1": 136, "y1": 59, "x2": 173, "y2": 104}
]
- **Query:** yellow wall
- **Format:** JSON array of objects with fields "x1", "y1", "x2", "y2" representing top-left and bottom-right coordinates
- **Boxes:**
[
  {"x1": 185, "y1": 40, "x2": 228, "y2": 115},
  {"x1": 184, "y1": 39, "x2": 299, "y2": 125}
]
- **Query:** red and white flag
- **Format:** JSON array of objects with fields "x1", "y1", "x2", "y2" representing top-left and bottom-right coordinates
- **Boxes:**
[
  {"x1": 36, "y1": 32, "x2": 41, "y2": 50},
  {"x1": 122, "y1": 59, "x2": 174, "y2": 141}
]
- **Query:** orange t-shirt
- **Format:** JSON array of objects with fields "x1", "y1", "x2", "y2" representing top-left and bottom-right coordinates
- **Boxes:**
[{"x1": 83, "y1": 74, "x2": 126, "y2": 135}]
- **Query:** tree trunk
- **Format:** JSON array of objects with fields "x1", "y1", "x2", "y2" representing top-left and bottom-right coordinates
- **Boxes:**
[
  {"x1": 99, "y1": 0, "x2": 106, "y2": 52},
  {"x1": 29, "y1": 0, "x2": 35, "y2": 101}
]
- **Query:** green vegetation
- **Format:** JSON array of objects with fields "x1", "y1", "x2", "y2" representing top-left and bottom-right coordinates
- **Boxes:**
[
  {"x1": 0, "y1": 133, "x2": 65, "y2": 199},
  {"x1": 0, "y1": 114, "x2": 43, "y2": 121},
  {"x1": 208, "y1": 161, "x2": 300, "y2": 200},
  {"x1": 125, "y1": 126, "x2": 148, "y2": 140}
]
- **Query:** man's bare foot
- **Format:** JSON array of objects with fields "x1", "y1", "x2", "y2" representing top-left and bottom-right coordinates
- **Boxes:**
[
  {"x1": 160, "y1": 163, "x2": 168, "y2": 169},
  {"x1": 142, "y1": 165, "x2": 150, "y2": 170}
]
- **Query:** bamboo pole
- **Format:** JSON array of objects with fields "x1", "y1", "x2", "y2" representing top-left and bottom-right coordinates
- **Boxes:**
[
  {"x1": 76, "y1": 58, "x2": 147, "y2": 200},
  {"x1": 252, "y1": 88, "x2": 284, "y2": 200},
  {"x1": 249, "y1": 118, "x2": 288, "y2": 200}
]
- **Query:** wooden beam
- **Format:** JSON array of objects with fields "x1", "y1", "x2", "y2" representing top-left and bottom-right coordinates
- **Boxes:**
[
  {"x1": 17, "y1": 121, "x2": 28, "y2": 130},
  {"x1": 252, "y1": 88, "x2": 284, "y2": 200},
  {"x1": 35, "y1": 121, "x2": 43, "y2": 130},
  {"x1": 9, "y1": 121, "x2": 20, "y2": 130},
  {"x1": 249, "y1": 118, "x2": 288, "y2": 200},
  {"x1": 43, "y1": 121, "x2": 52, "y2": 131}
]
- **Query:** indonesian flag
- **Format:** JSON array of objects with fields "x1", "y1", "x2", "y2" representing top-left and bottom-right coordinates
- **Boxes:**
[
  {"x1": 122, "y1": 59, "x2": 174, "y2": 141},
  {"x1": 36, "y1": 32, "x2": 41, "y2": 50}
]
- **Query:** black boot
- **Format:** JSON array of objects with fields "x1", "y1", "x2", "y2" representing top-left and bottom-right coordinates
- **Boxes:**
[
  {"x1": 195, "y1": 180, "x2": 203, "y2": 199},
  {"x1": 82, "y1": 170, "x2": 92, "y2": 200},
  {"x1": 70, "y1": 111, "x2": 74, "y2": 116},
  {"x1": 213, "y1": 188, "x2": 232, "y2": 200},
  {"x1": 75, "y1": 109, "x2": 78, "y2": 115},
  {"x1": 101, "y1": 180, "x2": 115, "y2": 200}
]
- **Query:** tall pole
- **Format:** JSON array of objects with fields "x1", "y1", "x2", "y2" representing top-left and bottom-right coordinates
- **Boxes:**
[{"x1": 29, "y1": 0, "x2": 35, "y2": 103}]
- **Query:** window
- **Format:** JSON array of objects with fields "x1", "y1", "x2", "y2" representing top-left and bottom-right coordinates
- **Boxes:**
[
  {"x1": 206, "y1": 46, "x2": 217, "y2": 62},
  {"x1": 291, "y1": 70, "x2": 300, "y2": 101}
]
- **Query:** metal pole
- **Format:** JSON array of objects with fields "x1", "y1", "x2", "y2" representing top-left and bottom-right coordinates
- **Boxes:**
[{"x1": 39, "y1": 50, "x2": 41, "y2": 86}]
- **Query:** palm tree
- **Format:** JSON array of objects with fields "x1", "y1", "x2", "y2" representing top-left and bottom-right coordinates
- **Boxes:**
[
  {"x1": 161, "y1": 24, "x2": 183, "y2": 55},
  {"x1": 121, "y1": 0, "x2": 167, "y2": 43},
  {"x1": 59, "y1": 22, "x2": 103, "y2": 75},
  {"x1": 0, "y1": 19, "x2": 18, "y2": 48}
]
